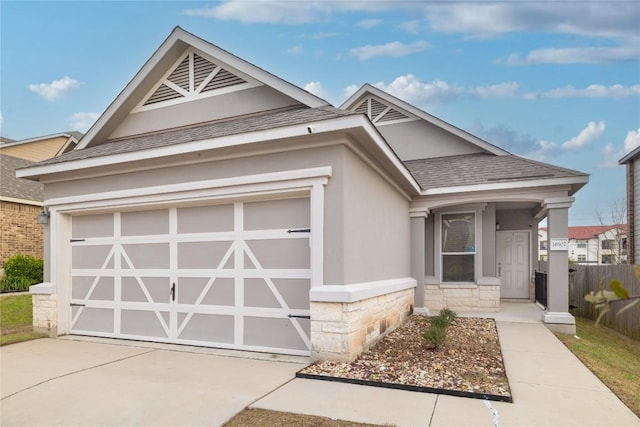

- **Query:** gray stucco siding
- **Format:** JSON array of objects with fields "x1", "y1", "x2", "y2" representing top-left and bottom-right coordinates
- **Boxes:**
[
  {"x1": 341, "y1": 148, "x2": 411, "y2": 285},
  {"x1": 378, "y1": 120, "x2": 484, "y2": 161}
]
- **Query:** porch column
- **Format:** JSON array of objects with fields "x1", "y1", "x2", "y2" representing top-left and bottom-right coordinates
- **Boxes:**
[
  {"x1": 543, "y1": 197, "x2": 576, "y2": 334},
  {"x1": 410, "y1": 211, "x2": 429, "y2": 315}
]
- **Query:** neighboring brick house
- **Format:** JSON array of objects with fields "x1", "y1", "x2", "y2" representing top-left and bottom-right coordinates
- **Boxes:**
[{"x1": 0, "y1": 154, "x2": 45, "y2": 266}]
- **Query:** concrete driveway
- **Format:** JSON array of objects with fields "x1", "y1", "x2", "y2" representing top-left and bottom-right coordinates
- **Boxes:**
[{"x1": 1, "y1": 338, "x2": 305, "y2": 426}]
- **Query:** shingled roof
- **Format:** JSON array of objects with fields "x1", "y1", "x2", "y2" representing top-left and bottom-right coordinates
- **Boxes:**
[
  {"x1": 404, "y1": 153, "x2": 587, "y2": 191},
  {"x1": 31, "y1": 106, "x2": 356, "y2": 167},
  {"x1": 0, "y1": 154, "x2": 44, "y2": 203}
]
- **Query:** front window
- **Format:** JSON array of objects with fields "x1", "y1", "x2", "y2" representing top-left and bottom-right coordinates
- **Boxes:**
[
  {"x1": 602, "y1": 255, "x2": 613, "y2": 264},
  {"x1": 442, "y1": 213, "x2": 475, "y2": 282},
  {"x1": 577, "y1": 241, "x2": 587, "y2": 249},
  {"x1": 578, "y1": 254, "x2": 586, "y2": 262}
]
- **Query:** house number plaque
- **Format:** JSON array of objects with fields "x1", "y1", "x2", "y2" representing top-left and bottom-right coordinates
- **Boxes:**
[{"x1": 550, "y1": 238, "x2": 569, "y2": 251}]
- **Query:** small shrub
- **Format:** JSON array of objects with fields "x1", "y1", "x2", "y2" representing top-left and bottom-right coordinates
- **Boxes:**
[
  {"x1": 440, "y1": 308, "x2": 458, "y2": 323},
  {"x1": 0, "y1": 255, "x2": 43, "y2": 292},
  {"x1": 423, "y1": 308, "x2": 458, "y2": 350},
  {"x1": 423, "y1": 323, "x2": 447, "y2": 349}
]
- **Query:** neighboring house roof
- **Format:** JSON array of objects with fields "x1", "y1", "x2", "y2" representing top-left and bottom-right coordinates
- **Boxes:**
[
  {"x1": 77, "y1": 26, "x2": 329, "y2": 150},
  {"x1": 540, "y1": 225, "x2": 627, "y2": 239},
  {"x1": 341, "y1": 84, "x2": 509, "y2": 157},
  {"x1": 30, "y1": 106, "x2": 357, "y2": 167},
  {"x1": 404, "y1": 153, "x2": 588, "y2": 194},
  {"x1": 0, "y1": 131, "x2": 82, "y2": 161},
  {"x1": 619, "y1": 145, "x2": 640, "y2": 164},
  {"x1": 0, "y1": 154, "x2": 44, "y2": 204}
]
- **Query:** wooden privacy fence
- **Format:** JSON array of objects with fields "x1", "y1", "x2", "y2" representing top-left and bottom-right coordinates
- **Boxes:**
[{"x1": 567, "y1": 264, "x2": 640, "y2": 340}]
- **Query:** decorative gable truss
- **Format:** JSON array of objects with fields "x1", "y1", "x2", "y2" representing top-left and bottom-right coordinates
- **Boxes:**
[
  {"x1": 135, "y1": 49, "x2": 260, "y2": 112},
  {"x1": 353, "y1": 96, "x2": 416, "y2": 125}
]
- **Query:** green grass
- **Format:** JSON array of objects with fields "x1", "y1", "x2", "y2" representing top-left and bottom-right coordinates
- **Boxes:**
[
  {"x1": 555, "y1": 317, "x2": 640, "y2": 417},
  {"x1": 0, "y1": 294, "x2": 45, "y2": 346}
]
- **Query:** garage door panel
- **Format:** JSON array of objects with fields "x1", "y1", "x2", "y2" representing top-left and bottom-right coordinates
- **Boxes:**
[
  {"x1": 121, "y1": 209, "x2": 169, "y2": 236},
  {"x1": 177, "y1": 313, "x2": 234, "y2": 343},
  {"x1": 71, "y1": 196, "x2": 312, "y2": 355},
  {"x1": 72, "y1": 276, "x2": 114, "y2": 301},
  {"x1": 245, "y1": 239, "x2": 309, "y2": 269},
  {"x1": 177, "y1": 204, "x2": 234, "y2": 233},
  {"x1": 244, "y1": 317, "x2": 309, "y2": 351},
  {"x1": 273, "y1": 279, "x2": 310, "y2": 310},
  {"x1": 72, "y1": 214, "x2": 113, "y2": 238},
  {"x1": 178, "y1": 277, "x2": 235, "y2": 306},
  {"x1": 72, "y1": 246, "x2": 113, "y2": 269},
  {"x1": 122, "y1": 243, "x2": 170, "y2": 269},
  {"x1": 244, "y1": 198, "x2": 310, "y2": 230},
  {"x1": 72, "y1": 307, "x2": 114, "y2": 333},
  {"x1": 121, "y1": 310, "x2": 169, "y2": 338},
  {"x1": 244, "y1": 278, "x2": 282, "y2": 308},
  {"x1": 177, "y1": 241, "x2": 233, "y2": 269},
  {"x1": 121, "y1": 277, "x2": 170, "y2": 303}
]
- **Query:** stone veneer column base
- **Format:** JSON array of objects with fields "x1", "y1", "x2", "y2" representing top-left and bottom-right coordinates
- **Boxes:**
[
  {"x1": 30, "y1": 282, "x2": 57, "y2": 337},
  {"x1": 423, "y1": 277, "x2": 500, "y2": 313},
  {"x1": 310, "y1": 280, "x2": 415, "y2": 362}
]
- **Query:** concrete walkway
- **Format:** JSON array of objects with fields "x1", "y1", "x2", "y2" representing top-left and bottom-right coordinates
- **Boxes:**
[
  {"x1": 1, "y1": 306, "x2": 638, "y2": 426},
  {"x1": 253, "y1": 307, "x2": 640, "y2": 426}
]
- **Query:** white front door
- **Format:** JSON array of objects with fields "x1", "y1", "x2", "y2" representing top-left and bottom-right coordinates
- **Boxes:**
[{"x1": 496, "y1": 231, "x2": 530, "y2": 299}]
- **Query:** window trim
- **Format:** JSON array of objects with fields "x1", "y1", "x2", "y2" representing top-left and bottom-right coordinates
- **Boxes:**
[{"x1": 436, "y1": 209, "x2": 482, "y2": 284}]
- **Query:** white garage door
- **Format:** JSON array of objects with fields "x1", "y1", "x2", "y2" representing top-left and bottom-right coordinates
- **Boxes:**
[{"x1": 69, "y1": 197, "x2": 311, "y2": 355}]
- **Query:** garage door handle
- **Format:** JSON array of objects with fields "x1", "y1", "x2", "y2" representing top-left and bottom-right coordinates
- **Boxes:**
[
  {"x1": 170, "y1": 283, "x2": 176, "y2": 302},
  {"x1": 288, "y1": 314, "x2": 311, "y2": 319},
  {"x1": 287, "y1": 228, "x2": 310, "y2": 233}
]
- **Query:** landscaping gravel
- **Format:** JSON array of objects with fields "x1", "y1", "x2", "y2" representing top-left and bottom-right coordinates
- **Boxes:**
[{"x1": 299, "y1": 316, "x2": 511, "y2": 399}]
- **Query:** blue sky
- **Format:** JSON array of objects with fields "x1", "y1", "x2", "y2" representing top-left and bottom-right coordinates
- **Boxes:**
[{"x1": 1, "y1": 1, "x2": 639, "y2": 225}]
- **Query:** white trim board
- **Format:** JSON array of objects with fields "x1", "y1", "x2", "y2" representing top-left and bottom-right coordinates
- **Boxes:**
[{"x1": 310, "y1": 277, "x2": 416, "y2": 303}]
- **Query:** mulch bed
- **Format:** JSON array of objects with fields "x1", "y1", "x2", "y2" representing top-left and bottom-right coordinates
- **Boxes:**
[{"x1": 298, "y1": 316, "x2": 512, "y2": 402}]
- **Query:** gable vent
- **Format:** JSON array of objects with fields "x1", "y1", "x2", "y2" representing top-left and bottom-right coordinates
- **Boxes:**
[
  {"x1": 377, "y1": 108, "x2": 409, "y2": 122},
  {"x1": 145, "y1": 83, "x2": 182, "y2": 105},
  {"x1": 202, "y1": 68, "x2": 246, "y2": 92},
  {"x1": 354, "y1": 100, "x2": 368, "y2": 115},
  {"x1": 167, "y1": 56, "x2": 190, "y2": 91},
  {"x1": 193, "y1": 54, "x2": 217, "y2": 88},
  {"x1": 370, "y1": 98, "x2": 387, "y2": 120},
  {"x1": 141, "y1": 50, "x2": 253, "y2": 109},
  {"x1": 351, "y1": 96, "x2": 413, "y2": 125}
]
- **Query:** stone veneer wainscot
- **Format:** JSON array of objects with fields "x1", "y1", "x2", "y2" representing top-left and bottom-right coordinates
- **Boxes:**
[{"x1": 309, "y1": 278, "x2": 416, "y2": 362}]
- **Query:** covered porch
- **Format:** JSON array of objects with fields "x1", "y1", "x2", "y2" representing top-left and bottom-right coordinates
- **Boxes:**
[{"x1": 409, "y1": 190, "x2": 579, "y2": 335}]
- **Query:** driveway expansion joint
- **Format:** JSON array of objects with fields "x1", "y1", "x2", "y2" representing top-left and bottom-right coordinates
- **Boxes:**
[{"x1": 1, "y1": 349, "x2": 158, "y2": 400}]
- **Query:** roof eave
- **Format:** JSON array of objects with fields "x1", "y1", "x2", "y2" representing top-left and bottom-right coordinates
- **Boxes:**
[
  {"x1": 17, "y1": 114, "x2": 420, "y2": 196},
  {"x1": 619, "y1": 145, "x2": 640, "y2": 165},
  {"x1": 420, "y1": 175, "x2": 589, "y2": 196}
]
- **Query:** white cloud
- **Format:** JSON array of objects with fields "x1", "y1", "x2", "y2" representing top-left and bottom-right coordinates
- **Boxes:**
[
  {"x1": 68, "y1": 112, "x2": 99, "y2": 131},
  {"x1": 525, "y1": 84, "x2": 640, "y2": 100},
  {"x1": 286, "y1": 46, "x2": 303, "y2": 54},
  {"x1": 624, "y1": 128, "x2": 640, "y2": 153},
  {"x1": 357, "y1": 19, "x2": 382, "y2": 29},
  {"x1": 399, "y1": 20, "x2": 421, "y2": 34},
  {"x1": 372, "y1": 74, "x2": 463, "y2": 107},
  {"x1": 350, "y1": 40, "x2": 429, "y2": 60},
  {"x1": 562, "y1": 121, "x2": 606, "y2": 150},
  {"x1": 504, "y1": 45, "x2": 640, "y2": 65},
  {"x1": 600, "y1": 129, "x2": 640, "y2": 168},
  {"x1": 308, "y1": 32, "x2": 338, "y2": 40},
  {"x1": 29, "y1": 76, "x2": 81, "y2": 101},
  {"x1": 303, "y1": 81, "x2": 330, "y2": 101},
  {"x1": 422, "y1": 3, "x2": 640, "y2": 39},
  {"x1": 470, "y1": 82, "x2": 519, "y2": 99},
  {"x1": 342, "y1": 84, "x2": 360, "y2": 100}
]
